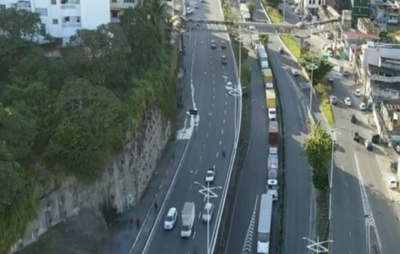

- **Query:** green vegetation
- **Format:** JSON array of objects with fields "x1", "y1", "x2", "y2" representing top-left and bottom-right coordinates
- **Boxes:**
[
  {"x1": 263, "y1": 3, "x2": 282, "y2": 23},
  {"x1": 281, "y1": 35, "x2": 301, "y2": 59},
  {"x1": 379, "y1": 30, "x2": 400, "y2": 44},
  {"x1": 0, "y1": 0, "x2": 178, "y2": 252},
  {"x1": 246, "y1": 1, "x2": 256, "y2": 20},
  {"x1": 316, "y1": 191, "x2": 330, "y2": 240},
  {"x1": 260, "y1": 34, "x2": 269, "y2": 45},
  {"x1": 303, "y1": 123, "x2": 332, "y2": 190},
  {"x1": 300, "y1": 54, "x2": 333, "y2": 85}
]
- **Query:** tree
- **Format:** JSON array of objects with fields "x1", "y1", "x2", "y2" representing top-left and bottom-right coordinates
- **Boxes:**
[
  {"x1": 144, "y1": 0, "x2": 171, "y2": 45},
  {"x1": 264, "y1": 0, "x2": 281, "y2": 8},
  {"x1": 45, "y1": 78, "x2": 128, "y2": 180},
  {"x1": 246, "y1": 1, "x2": 256, "y2": 20},
  {"x1": 303, "y1": 124, "x2": 332, "y2": 190},
  {"x1": 260, "y1": 35, "x2": 269, "y2": 46},
  {"x1": 300, "y1": 54, "x2": 333, "y2": 85}
]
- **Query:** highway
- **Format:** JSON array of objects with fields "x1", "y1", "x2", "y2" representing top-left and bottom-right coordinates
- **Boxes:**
[
  {"x1": 282, "y1": 3, "x2": 400, "y2": 254},
  {"x1": 226, "y1": 2, "x2": 314, "y2": 254},
  {"x1": 133, "y1": 1, "x2": 240, "y2": 254}
]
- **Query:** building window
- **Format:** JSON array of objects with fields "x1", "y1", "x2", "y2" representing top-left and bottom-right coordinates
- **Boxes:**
[
  {"x1": 63, "y1": 16, "x2": 70, "y2": 22},
  {"x1": 35, "y1": 8, "x2": 48, "y2": 16},
  {"x1": 111, "y1": 10, "x2": 119, "y2": 18},
  {"x1": 53, "y1": 19, "x2": 58, "y2": 24},
  {"x1": 51, "y1": 0, "x2": 57, "y2": 4},
  {"x1": 124, "y1": 0, "x2": 135, "y2": 3}
]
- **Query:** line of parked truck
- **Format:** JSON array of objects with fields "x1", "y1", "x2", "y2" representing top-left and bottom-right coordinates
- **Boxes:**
[{"x1": 255, "y1": 43, "x2": 281, "y2": 254}]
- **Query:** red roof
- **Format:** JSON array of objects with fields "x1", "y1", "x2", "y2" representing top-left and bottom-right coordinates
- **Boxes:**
[{"x1": 343, "y1": 30, "x2": 380, "y2": 40}]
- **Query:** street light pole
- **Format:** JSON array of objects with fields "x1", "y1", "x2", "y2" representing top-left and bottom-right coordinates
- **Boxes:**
[
  {"x1": 283, "y1": 0, "x2": 286, "y2": 22},
  {"x1": 306, "y1": 62, "x2": 318, "y2": 111}
]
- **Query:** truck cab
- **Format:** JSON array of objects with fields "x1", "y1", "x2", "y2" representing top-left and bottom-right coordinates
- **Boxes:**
[{"x1": 267, "y1": 179, "x2": 279, "y2": 201}]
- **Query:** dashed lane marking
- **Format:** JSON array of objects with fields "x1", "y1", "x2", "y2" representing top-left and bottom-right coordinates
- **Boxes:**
[
  {"x1": 242, "y1": 196, "x2": 259, "y2": 254},
  {"x1": 221, "y1": 129, "x2": 224, "y2": 135}
]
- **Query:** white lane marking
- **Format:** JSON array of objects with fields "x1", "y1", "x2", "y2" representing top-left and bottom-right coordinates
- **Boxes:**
[
  {"x1": 241, "y1": 196, "x2": 259, "y2": 254},
  {"x1": 223, "y1": 119, "x2": 226, "y2": 124},
  {"x1": 213, "y1": 87, "x2": 216, "y2": 91},
  {"x1": 219, "y1": 140, "x2": 222, "y2": 146},
  {"x1": 354, "y1": 153, "x2": 383, "y2": 254},
  {"x1": 213, "y1": 164, "x2": 216, "y2": 169},
  {"x1": 192, "y1": 231, "x2": 196, "y2": 239},
  {"x1": 209, "y1": 122, "x2": 211, "y2": 127},
  {"x1": 225, "y1": 93, "x2": 227, "y2": 98},
  {"x1": 212, "y1": 103, "x2": 215, "y2": 108},
  {"x1": 213, "y1": 80, "x2": 215, "y2": 84},
  {"x1": 195, "y1": 169, "x2": 198, "y2": 175},
  {"x1": 225, "y1": 101, "x2": 227, "y2": 105},
  {"x1": 206, "y1": 133, "x2": 209, "y2": 138},
  {"x1": 203, "y1": 144, "x2": 206, "y2": 149},
  {"x1": 216, "y1": 152, "x2": 219, "y2": 158},
  {"x1": 189, "y1": 184, "x2": 193, "y2": 191},
  {"x1": 221, "y1": 129, "x2": 224, "y2": 135},
  {"x1": 224, "y1": 110, "x2": 227, "y2": 115},
  {"x1": 199, "y1": 156, "x2": 202, "y2": 162},
  {"x1": 213, "y1": 96, "x2": 215, "y2": 100}
]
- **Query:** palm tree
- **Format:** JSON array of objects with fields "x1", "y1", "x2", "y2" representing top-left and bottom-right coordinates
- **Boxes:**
[{"x1": 144, "y1": 0, "x2": 171, "y2": 45}]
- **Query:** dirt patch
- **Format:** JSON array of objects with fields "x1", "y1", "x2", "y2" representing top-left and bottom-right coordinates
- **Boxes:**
[
  {"x1": 15, "y1": 208, "x2": 109, "y2": 254},
  {"x1": 315, "y1": 190, "x2": 329, "y2": 240}
]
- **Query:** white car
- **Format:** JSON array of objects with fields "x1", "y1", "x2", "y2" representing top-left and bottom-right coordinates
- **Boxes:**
[
  {"x1": 294, "y1": 8, "x2": 300, "y2": 14},
  {"x1": 292, "y1": 69, "x2": 299, "y2": 76},
  {"x1": 268, "y1": 108, "x2": 276, "y2": 121},
  {"x1": 164, "y1": 207, "x2": 178, "y2": 230},
  {"x1": 354, "y1": 89, "x2": 361, "y2": 97},
  {"x1": 344, "y1": 97, "x2": 352, "y2": 106},
  {"x1": 186, "y1": 7, "x2": 193, "y2": 14},
  {"x1": 201, "y1": 202, "x2": 214, "y2": 222},
  {"x1": 359, "y1": 102, "x2": 366, "y2": 111},
  {"x1": 226, "y1": 82, "x2": 233, "y2": 91},
  {"x1": 205, "y1": 168, "x2": 215, "y2": 183},
  {"x1": 265, "y1": 82, "x2": 273, "y2": 89},
  {"x1": 194, "y1": 2, "x2": 199, "y2": 8}
]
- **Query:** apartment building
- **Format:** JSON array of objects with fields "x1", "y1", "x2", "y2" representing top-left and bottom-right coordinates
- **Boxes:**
[
  {"x1": 110, "y1": 0, "x2": 138, "y2": 22},
  {"x1": 371, "y1": 0, "x2": 400, "y2": 29},
  {"x1": 349, "y1": 0, "x2": 370, "y2": 26},
  {"x1": 0, "y1": 0, "x2": 111, "y2": 43}
]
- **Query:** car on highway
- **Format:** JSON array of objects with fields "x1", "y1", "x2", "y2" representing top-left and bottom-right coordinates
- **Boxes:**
[
  {"x1": 344, "y1": 97, "x2": 352, "y2": 106},
  {"x1": 220, "y1": 41, "x2": 226, "y2": 49},
  {"x1": 388, "y1": 177, "x2": 397, "y2": 189},
  {"x1": 226, "y1": 81, "x2": 233, "y2": 91},
  {"x1": 268, "y1": 108, "x2": 277, "y2": 121},
  {"x1": 364, "y1": 139, "x2": 373, "y2": 151},
  {"x1": 210, "y1": 40, "x2": 216, "y2": 49},
  {"x1": 342, "y1": 70, "x2": 351, "y2": 77},
  {"x1": 292, "y1": 69, "x2": 299, "y2": 76},
  {"x1": 354, "y1": 89, "x2": 361, "y2": 97},
  {"x1": 279, "y1": 47, "x2": 284, "y2": 53},
  {"x1": 194, "y1": 2, "x2": 199, "y2": 8},
  {"x1": 201, "y1": 202, "x2": 214, "y2": 222},
  {"x1": 205, "y1": 168, "x2": 215, "y2": 184},
  {"x1": 186, "y1": 7, "x2": 193, "y2": 14},
  {"x1": 221, "y1": 55, "x2": 227, "y2": 64},
  {"x1": 353, "y1": 132, "x2": 360, "y2": 142},
  {"x1": 359, "y1": 102, "x2": 366, "y2": 111},
  {"x1": 265, "y1": 82, "x2": 274, "y2": 89},
  {"x1": 164, "y1": 207, "x2": 178, "y2": 230},
  {"x1": 391, "y1": 162, "x2": 398, "y2": 173}
]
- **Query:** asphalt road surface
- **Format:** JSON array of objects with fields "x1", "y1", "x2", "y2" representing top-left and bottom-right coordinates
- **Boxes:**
[
  {"x1": 283, "y1": 4, "x2": 400, "y2": 254},
  {"x1": 135, "y1": 1, "x2": 240, "y2": 254},
  {"x1": 252, "y1": 2, "x2": 314, "y2": 254},
  {"x1": 224, "y1": 42, "x2": 275, "y2": 253}
]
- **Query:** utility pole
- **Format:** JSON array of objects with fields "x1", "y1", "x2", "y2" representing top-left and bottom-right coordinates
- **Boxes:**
[{"x1": 283, "y1": 0, "x2": 286, "y2": 22}]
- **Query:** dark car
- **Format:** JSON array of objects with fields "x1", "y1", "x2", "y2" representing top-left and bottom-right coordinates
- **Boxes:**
[
  {"x1": 351, "y1": 115, "x2": 357, "y2": 123},
  {"x1": 221, "y1": 55, "x2": 227, "y2": 64},
  {"x1": 353, "y1": 132, "x2": 360, "y2": 142},
  {"x1": 279, "y1": 47, "x2": 284, "y2": 53},
  {"x1": 221, "y1": 41, "x2": 226, "y2": 49},
  {"x1": 365, "y1": 140, "x2": 373, "y2": 151}
]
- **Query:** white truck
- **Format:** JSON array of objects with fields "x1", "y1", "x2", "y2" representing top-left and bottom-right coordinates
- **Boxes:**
[
  {"x1": 256, "y1": 44, "x2": 269, "y2": 70},
  {"x1": 181, "y1": 202, "x2": 195, "y2": 238},
  {"x1": 257, "y1": 194, "x2": 273, "y2": 254}
]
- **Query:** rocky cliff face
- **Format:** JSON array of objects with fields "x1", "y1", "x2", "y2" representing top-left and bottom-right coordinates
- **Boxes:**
[{"x1": 11, "y1": 110, "x2": 170, "y2": 253}]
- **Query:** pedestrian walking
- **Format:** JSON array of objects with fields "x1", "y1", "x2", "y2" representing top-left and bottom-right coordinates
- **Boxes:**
[
  {"x1": 154, "y1": 202, "x2": 158, "y2": 211},
  {"x1": 135, "y1": 218, "x2": 140, "y2": 230}
]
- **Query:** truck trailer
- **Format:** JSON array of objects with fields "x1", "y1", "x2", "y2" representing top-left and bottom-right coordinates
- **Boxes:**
[
  {"x1": 265, "y1": 90, "x2": 276, "y2": 109},
  {"x1": 181, "y1": 202, "x2": 195, "y2": 238},
  {"x1": 268, "y1": 122, "x2": 279, "y2": 146},
  {"x1": 257, "y1": 194, "x2": 273, "y2": 254},
  {"x1": 256, "y1": 45, "x2": 269, "y2": 70},
  {"x1": 262, "y1": 69, "x2": 273, "y2": 83}
]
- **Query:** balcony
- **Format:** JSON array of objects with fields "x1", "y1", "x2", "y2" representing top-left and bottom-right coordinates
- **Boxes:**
[
  {"x1": 370, "y1": 74, "x2": 400, "y2": 83},
  {"x1": 12, "y1": 0, "x2": 32, "y2": 11},
  {"x1": 111, "y1": 0, "x2": 137, "y2": 10}
]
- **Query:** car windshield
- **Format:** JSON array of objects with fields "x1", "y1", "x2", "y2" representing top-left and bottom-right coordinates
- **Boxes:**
[
  {"x1": 166, "y1": 215, "x2": 174, "y2": 222},
  {"x1": 207, "y1": 172, "x2": 213, "y2": 177}
]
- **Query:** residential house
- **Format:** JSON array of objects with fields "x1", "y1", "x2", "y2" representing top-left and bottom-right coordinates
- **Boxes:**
[
  {"x1": 110, "y1": 0, "x2": 138, "y2": 22},
  {"x1": 370, "y1": 0, "x2": 399, "y2": 29},
  {"x1": 381, "y1": 99, "x2": 400, "y2": 134},
  {"x1": 357, "y1": 17, "x2": 381, "y2": 35},
  {"x1": 341, "y1": 30, "x2": 380, "y2": 61}
]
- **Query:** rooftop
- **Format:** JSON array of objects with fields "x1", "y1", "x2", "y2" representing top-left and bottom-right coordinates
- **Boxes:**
[
  {"x1": 343, "y1": 30, "x2": 380, "y2": 40},
  {"x1": 362, "y1": 43, "x2": 400, "y2": 68},
  {"x1": 385, "y1": 99, "x2": 400, "y2": 112}
]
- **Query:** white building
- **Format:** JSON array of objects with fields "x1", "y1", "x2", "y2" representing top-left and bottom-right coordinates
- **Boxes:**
[{"x1": 0, "y1": 0, "x2": 111, "y2": 43}]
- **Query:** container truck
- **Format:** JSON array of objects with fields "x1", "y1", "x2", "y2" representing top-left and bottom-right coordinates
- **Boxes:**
[
  {"x1": 262, "y1": 69, "x2": 273, "y2": 83},
  {"x1": 181, "y1": 202, "x2": 195, "y2": 238},
  {"x1": 257, "y1": 194, "x2": 273, "y2": 254},
  {"x1": 256, "y1": 45, "x2": 269, "y2": 69},
  {"x1": 268, "y1": 121, "x2": 279, "y2": 146},
  {"x1": 265, "y1": 90, "x2": 276, "y2": 108}
]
